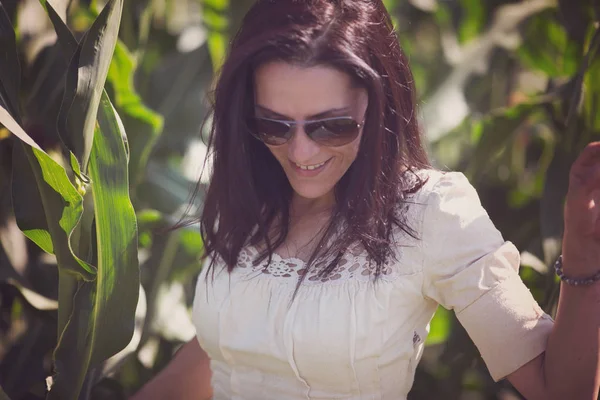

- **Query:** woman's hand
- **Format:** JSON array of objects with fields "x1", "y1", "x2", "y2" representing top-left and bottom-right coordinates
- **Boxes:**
[
  {"x1": 562, "y1": 141, "x2": 600, "y2": 278},
  {"x1": 129, "y1": 339, "x2": 213, "y2": 400}
]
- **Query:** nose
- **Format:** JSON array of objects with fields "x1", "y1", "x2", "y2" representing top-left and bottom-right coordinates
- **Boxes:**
[{"x1": 288, "y1": 124, "x2": 321, "y2": 163}]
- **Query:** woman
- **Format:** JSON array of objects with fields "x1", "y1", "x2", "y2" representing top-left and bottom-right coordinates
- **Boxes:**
[{"x1": 133, "y1": 1, "x2": 600, "y2": 399}]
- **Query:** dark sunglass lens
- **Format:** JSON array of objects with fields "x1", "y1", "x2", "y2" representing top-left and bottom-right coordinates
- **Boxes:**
[
  {"x1": 250, "y1": 118, "x2": 291, "y2": 145},
  {"x1": 308, "y1": 118, "x2": 360, "y2": 146}
]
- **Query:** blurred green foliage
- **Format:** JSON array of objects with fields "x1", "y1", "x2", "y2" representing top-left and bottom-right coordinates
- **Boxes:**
[{"x1": 0, "y1": 0, "x2": 598, "y2": 399}]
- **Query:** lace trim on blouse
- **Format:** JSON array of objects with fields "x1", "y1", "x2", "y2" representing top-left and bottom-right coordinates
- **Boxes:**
[{"x1": 235, "y1": 243, "x2": 403, "y2": 285}]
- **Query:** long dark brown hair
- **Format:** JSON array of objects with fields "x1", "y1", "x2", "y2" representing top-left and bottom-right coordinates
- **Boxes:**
[{"x1": 199, "y1": 0, "x2": 431, "y2": 287}]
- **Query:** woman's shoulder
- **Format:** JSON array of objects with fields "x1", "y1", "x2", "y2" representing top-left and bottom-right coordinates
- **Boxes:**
[
  {"x1": 401, "y1": 168, "x2": 496, "y2": 240},
  {"x1": 402, "y1": 168, "x2": 477, "y2": 217},
  {"x1": 411, "y1": 168, "x2": 472, "y2": 199},
  {"x1": 406, "y1": 168, "x2": 502, "y2": 247}
]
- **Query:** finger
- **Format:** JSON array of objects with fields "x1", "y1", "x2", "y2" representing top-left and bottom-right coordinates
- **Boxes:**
[
  {"x1": 572, "y1": 141, "x2": 600, "y2": 170},
  {"x1": 569, "y1": 164, "x2": 600, "y2": 197},
  {"x1": 570, "y1": 142, "x2": 600, "y2": 185}
]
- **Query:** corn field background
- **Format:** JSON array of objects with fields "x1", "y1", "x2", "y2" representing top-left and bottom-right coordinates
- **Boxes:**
[{"x1": 0, "y1": 0, "x2": 598, "y2": 399}]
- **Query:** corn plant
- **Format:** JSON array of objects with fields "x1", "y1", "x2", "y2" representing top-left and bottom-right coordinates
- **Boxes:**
[
  {"x1": 1, "y1": 0, "x2": 599, "y2": 399},
  {"x1": 0, "y1": 0, "x2": 139, "y2": 399}
]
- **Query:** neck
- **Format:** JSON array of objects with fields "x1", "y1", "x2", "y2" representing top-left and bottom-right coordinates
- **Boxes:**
[{"x1": 290, "y1": 190, "x2": 335, "y2": 218}]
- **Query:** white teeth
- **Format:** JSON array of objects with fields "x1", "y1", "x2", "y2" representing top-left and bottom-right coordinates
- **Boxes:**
[{"x1": 294, "y1": 160, "x2": 326, "y2": 170}]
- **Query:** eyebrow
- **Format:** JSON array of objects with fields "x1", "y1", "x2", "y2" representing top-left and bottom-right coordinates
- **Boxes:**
[{"x1": 255, "y1": 105, "x2": 352, "y2": 120}]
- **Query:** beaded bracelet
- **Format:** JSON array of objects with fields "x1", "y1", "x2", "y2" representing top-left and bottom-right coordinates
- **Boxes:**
[{"x1": 554, "y1": 255, "x2": 600, "y2": 286}]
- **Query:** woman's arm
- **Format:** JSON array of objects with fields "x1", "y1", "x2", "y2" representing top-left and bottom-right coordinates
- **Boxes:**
[
  {"x1": 130, "y1": 338, "x2": 213, "y2": 400},
  {"x1": 507, "y1": 142, "x2": 600, "y2": 400}
]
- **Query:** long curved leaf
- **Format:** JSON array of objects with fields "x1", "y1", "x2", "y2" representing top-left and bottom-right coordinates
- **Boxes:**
[
  {"x1": 41, "y1": 0, "x2": 79, "y2": 60},
  {"x1": 39, "y1": 0, "x2": 71, "y2": 23},
  {"x1": 11, "y1": 145, "x2": 52, "y2": 254},
  {"x1": 107, "y1": 41, "x2": 163, "y2": 184},
  {"x1": 88, "y1": 92, "x2": 139, "y2": 365},
  {"x1": 57, "y1": 0, "x2": 123, "y2": 173},
  {"x1": 49, "y1": 92, "x2": 139, "y2": 400},
  {"x1": 2, "y1": 106, "x2": 95, "y2": 281}
]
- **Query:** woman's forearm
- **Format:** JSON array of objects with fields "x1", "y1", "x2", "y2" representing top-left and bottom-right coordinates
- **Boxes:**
[
  {"x1": 543, "y1": 279, "x2": 600, "y2": 399},
  {"x1": 542, "y1": 142, "x2": 600, "y2": 399},
  {"x1": 130, "y1": 339, "x2": 213, "y2": 400}
]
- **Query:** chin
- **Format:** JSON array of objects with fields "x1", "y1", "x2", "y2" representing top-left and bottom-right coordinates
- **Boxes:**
[{"x1": 290, "y1": 183, "x2": 332, "y2": 200}]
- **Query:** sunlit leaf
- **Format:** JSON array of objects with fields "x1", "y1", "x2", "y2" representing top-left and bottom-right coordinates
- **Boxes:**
[
  {"x1": 566, "y1": 25, "x2": 600, "y2": 134},
  {"x1": 2, "y1": 106, "x2": 95, "y2": 282},
  {"x1": 433, "y1": 2, "x2": 452, "y2": 29},
  {"x1": 458, "y1": 0, "x2": 484, "y2": 44},
  {"x1": 0, "y1": 217, "x2": 29, "y2": 279},
  {"x1": 137, "y1": 209, "x2": 163, "y2": 225},
  {"x1": 202, "y1": 0, "x2": 229, "y2": 71},
  {"x1": 179, "y1": 228, "x2": 203, "y2": 255},
  {"x1": 11, "y1": 145, "x2": 52, "y2": 254},
  {"x1": 203, "y1": 0, "x2": 229, "y2": 10},
  {"x1": 465, "y1": 102, "x2": 540, "y2": 180},
  {"x1": 49, "y1": 92, "x2": 139, "y2": 400},
  {"x1": 87, "y1": 93, "x2": 139, "y2": 368},
  {"x1": 426, "y1": 307, "x2": 451, "y2": 346},
  {"x1": 57, "y1": 0, "x2": 124, "y2": 173},
  {"x1": 584, "y1": 57, "x2": 600, "y2": 132},
  {"x1": 10, "y1": 280, "x2": 59, "y2": 310},
  {"x1": 517, "y1": 11, "x2": 582, "y2": 77},
  {"x1": 107, "y1": 41, "x2": 164, "y2": 184},
  {"x1": 203, "y1": 8, "x2": 228, "y2": 31}
]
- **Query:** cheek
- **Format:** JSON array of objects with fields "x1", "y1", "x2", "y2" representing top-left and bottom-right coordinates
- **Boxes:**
[
  {"x1": 350, "y1": 141, "x2": 361, "y2": 159},
  {"x1": 341, "y1": 136, "x2": 361, "y2": 163}
]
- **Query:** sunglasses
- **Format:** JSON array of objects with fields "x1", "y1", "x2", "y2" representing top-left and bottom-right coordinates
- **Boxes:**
[{"x1": 247, "y1": 116, "x2": 363, "y2": 147}]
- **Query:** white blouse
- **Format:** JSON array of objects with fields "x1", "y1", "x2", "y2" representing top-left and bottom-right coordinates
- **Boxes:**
[{"x1": 192, "y1": 170, "x2": 554, "y2": 399}]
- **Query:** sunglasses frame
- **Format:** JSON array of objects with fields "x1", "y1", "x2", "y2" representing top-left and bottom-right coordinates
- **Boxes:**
[{"x1": 248, "y1": 116, "x2": 365, "y2": 147}]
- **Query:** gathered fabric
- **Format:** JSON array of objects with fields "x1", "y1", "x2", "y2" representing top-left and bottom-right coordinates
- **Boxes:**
[{"x1": 192, "y1": 170, "x2": 554, "y2": 400}]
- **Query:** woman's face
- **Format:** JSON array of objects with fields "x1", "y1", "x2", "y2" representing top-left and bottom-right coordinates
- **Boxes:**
[{"x1": 253, "y1": 62, "x2": 368, "y2": 203}]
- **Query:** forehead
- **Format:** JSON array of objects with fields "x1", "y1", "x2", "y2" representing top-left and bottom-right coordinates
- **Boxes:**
[{"x1": 253, "y1": 62, "x2": 361, "y2": 118}]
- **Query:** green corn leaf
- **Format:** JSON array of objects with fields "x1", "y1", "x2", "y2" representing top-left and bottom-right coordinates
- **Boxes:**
[
  {"x1": 42, "y1": 1, "x2": 101, "y2": 272},
  {"x1": 2, "y1": 106, "x2": 95, "y2": 281},
  {"x1": 107, "y1": 41, "x2": 163, "y2": 184},
  {"x1": 9, "y1": 131, "x2": 94, "y2": 343},
  {"x1": 517, "y1": 11, "x2": 582, "y2": 78},
  {"x1": 11, "y1": 145, "x2": 53, "y2": 254},
  {"x1": 38, "y1": 0, "x2": 71, "y2": 22},
  {"x1": 87, "y1": 92, "x2": 139, "y2": 366},
  {"x1": 426, "y1": 307, "x2": 452, "y2": 346},
  {"x1": 202, "y1": 0, "x2": 229, "y2": 72},
  {"x1": 41, "y1": 0, "x2": 79, "y2": 60},
  {"x1": 2, "y1": 0, "x2": 94, "y2": 346},
  {"x1": 57, "y1": 0, "x2": 123, "y2": 174},
  {"x1": 567, "y1": 25, "x2": 600, "y2": 135},
  {"x1": 584, "y1": 57, "x2": 600, "y2": 133},
  {"x1": 540, "y1": 150, "x2": 570, "y2": 266},
  {"x1": 458, "y1": 0, "x2": 484, "y2": 44},
  {"x1": 465, "y1": 102, "x2": 538, "y2": 180},
  {"x1": 49, "y1": 92, "x2": 139, "y2": 400},
  {"x1": 49, "y1": 279, "x2": 95, "y2": 400},
  {"x1": 0, "y1": 2, "x2": 21, "y2": 121}
]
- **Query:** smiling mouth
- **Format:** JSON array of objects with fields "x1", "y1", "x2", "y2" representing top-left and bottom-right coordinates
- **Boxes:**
[{"x1": 293, "y1": 160, "x2": 328, "y2": 170}]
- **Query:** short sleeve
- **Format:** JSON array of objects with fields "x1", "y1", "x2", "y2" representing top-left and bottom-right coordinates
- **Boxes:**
[{"x1": 420, "y1": 171, "x2": 554, "y2": 382}]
